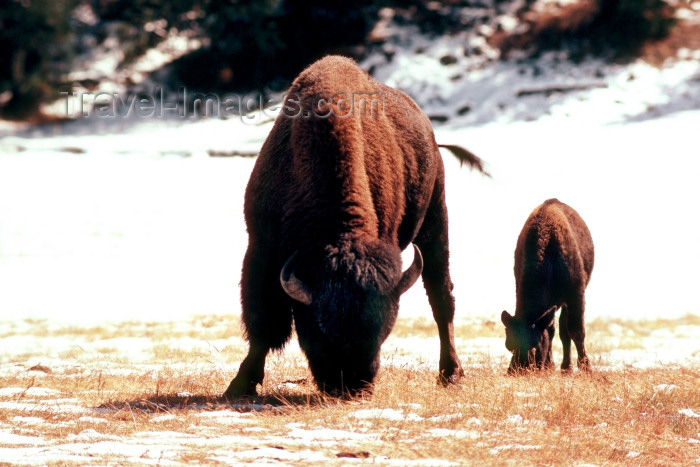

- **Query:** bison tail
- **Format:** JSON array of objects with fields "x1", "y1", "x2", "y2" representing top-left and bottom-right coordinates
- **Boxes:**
[{"x1": 438, "y1": 144, "x2": 491, "y2": 178}]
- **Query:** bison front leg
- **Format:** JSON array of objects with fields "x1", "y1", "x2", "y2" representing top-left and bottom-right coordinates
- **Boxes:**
[
  {"x1": 415, "y1": 189, "x2": 464, "y2": 385},
  {"x1": 224, "y1": 246, "x2": 293, "y2": 400},
  {"x1": 224, "y1": 343, "x2": 268, "y2": 399}
]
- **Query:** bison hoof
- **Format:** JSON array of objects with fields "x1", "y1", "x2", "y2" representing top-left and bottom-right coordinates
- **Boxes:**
[
  {"x1": 578, "y1": 357, "x2": 591, "y2": 372},
  {"x1": 437, "y1": 368, "x2": 464, "y2": 386},
  {"x1": 223, "y1": 378, "x2": 258, "y2": 401}
]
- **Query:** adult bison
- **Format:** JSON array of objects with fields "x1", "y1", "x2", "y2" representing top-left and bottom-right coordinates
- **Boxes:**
[
  {"x1": 501, "y1": 199, "x2": 594, "y2": 374},
  {"x1": 224, "y1": 55, "x2": 487, "y2": 399}
]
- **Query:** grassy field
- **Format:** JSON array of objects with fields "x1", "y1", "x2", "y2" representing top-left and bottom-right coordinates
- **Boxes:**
[{"x1": 1, "y1": 314, "x2": 699, "y2": 465}]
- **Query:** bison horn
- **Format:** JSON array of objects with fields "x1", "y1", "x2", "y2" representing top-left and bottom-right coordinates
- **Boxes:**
[
  {"x1": 395, "y1": 244, "x2": 423, "y2": 296},
  {"x1": 280, "y1": 254, "x2": 313, "y2": 305}
]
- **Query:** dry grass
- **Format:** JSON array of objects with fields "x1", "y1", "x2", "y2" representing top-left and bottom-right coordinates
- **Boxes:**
[{"x1": 1, "y1": 314, "x2": 699, "y2": 465}]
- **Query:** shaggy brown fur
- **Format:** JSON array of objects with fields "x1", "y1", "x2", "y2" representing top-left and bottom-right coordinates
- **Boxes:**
[
  {"x1": 501, "y1": 198, "x2": 594, "y2": 374},
  {"x1": 224, "y1": 55, "x2": 487, "y2": 399}
]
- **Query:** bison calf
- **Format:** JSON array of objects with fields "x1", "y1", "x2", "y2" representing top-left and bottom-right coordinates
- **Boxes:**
[
  {"x1": 501, "y1": 199, "x2": 594, "y2": 374},
  {"x1": 224, "y1": 55, "x2": 488, "y2": 399}
]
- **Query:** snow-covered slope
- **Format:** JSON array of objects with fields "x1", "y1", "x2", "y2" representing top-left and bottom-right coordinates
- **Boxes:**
[
  {"x1": 364, "y1": 38, "x2": 700, "y2": 127},
  {"x1": 1, "y1": 110, "x2": 698, "y2": 324}
]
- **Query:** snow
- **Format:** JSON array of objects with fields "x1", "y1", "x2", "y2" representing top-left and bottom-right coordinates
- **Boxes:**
[
  {"x1": 4, "y1": 108, "x2": 698, "y2": 327},
  {"x1": 0, "y1": 388, "x2": 61, "y2": 397},
  {"x1": 506, "y1": 414, "x2": 524, "y2": 425},
  {"x1": 403, "y1": 108, "x2": 700, "y2": 327},
  {"x1": 286, "y1": 423, "x2": 374, "y2": 442},
  {"x1": 0, "y1": 432, "x2": 45, "y2": 446},
  {"x1": 489, "y1": 443, "x2": 541, "y2": 454},
  {"x1": 351, "y1": 408, "x2": 424, "y2": 422},
  {"x1": 426, "y1": 428, "x2": 479, "y2": 439},
  {"x1": 66, "y1": 20, "x2": 203, "y2": 89},
  {"x1": 0, "y1": 400, "x2": 90, "y2": 415},
  {"x1": 365, "y1": 34, "x2": 700, "y2": 126},
  {"x1": 679, "y1": 408, "x2": 700, "y2": 418},
  {"x1": 0, "y1": 141, "x2": 252, "y2": 322},
  {"x1": 224, "y1": 446, "x2": 329, "y2": 463},
  {"x1": 10, "y1": 57, "x2": 698, "y2": 327},
  {"x1": 653, "y1": 384, "x2": 680, "y2": 393}
]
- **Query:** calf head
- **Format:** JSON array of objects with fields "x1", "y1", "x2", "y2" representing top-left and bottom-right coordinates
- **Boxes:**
[
  {"x1": 281, "y1": 241, "x2": 423, "y2": 396},
  {"x1": 501, "y1": 307, "x2": 556, "y2": 373}
]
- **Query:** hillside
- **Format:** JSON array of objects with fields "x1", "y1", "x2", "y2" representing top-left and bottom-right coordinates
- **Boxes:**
[{"x1": 1, "y1": 0, "x2": 699, "y2": 126}]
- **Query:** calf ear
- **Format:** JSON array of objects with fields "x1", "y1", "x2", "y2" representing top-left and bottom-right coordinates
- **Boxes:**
[
  {"x1": 501, "y1": 310, "x2": 514, "y2": 328},
  {"x1": 536, "y1": 306, "x2": 557, "y2": 330}
]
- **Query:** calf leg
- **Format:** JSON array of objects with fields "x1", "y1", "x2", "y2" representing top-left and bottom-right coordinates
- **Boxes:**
[
  {"x1": 544, "y1": 324, "x2": 555, "y2": 370},
  {"x1": 224, "y1": 246, "x2": 293, "y2": 400},
  {"x1": 415, "y1": 190, "x2": 464, "y2": 385},
  {"x1": 559, "y1": 305, "x2": 572, "y2": 372},
  {"x1": 565, "y1": 294, "x2": 590, "y2": 372}
]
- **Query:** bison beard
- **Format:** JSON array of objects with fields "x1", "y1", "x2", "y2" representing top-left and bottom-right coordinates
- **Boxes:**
[{"x1": 224, "y1": 55, "x2": 487, "y2": 400}]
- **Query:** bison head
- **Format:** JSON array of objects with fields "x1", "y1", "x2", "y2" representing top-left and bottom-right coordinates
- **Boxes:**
[
  {"x1": 280, "y1": 240, "x2": 423, "y2": 396},
  {"x1": 501, "y1": 308, "x2": 556, "y2": 373}
]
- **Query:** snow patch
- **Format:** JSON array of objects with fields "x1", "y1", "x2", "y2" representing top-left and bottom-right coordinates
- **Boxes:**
[
  {"x1": 427, "y1": 413, "x2": 463, "y2": 423},
  {"x1": 653, "y1": 384, "x2": 680, "y2": 393},
  {"x1": 679, "y1": 408, "x2": 700, "y2": 419},
  {"x1": 426, "y1": 428, "x2": 479, "y2": 439},
  {"x1": 0, "y1": 431, "x2": 44, "y2": 446},
  {"x1": 0, "y1": 387, "x2": 62, "y2": 397},
  {"x1": 287, "y1": 424, "x2": 374, "y2": 442},
  {"x1": 489, "y1": 443, "x2": 541, "y2": 454},
  {"x1": 350, "y1": 408, "x2": 423, "y2": 422},
  {"x1": 67, "y1": 429, "x2": 122, "y2": 442},
  {"x1": 220, "y1": 446, "x2": 330, "y2": 463}
]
